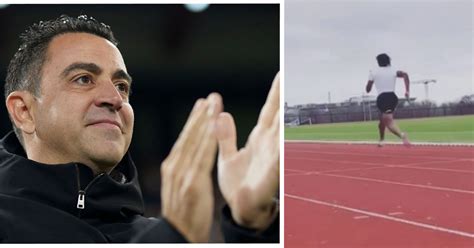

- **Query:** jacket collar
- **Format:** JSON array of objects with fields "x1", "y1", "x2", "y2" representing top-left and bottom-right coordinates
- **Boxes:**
[{"x1": 0, "y1": 131, "x2": 144, "y2": 219}]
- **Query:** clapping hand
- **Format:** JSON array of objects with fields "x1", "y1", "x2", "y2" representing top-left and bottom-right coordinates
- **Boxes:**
[
  {"x1": 160, "y1": 93, "x2": 222, "y2": 242},
  {"x1": 216, "y1": 72, "x2": 280, "y2": 230}
]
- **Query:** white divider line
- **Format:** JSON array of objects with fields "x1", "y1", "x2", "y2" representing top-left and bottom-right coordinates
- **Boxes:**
[
  {"x1": 285, "y1": 194, "x2": 474, "y2": 239},
  {"x1": 286, "y1": 156, "x2": 474, "y2": 174},
  {"x1": 318, "y1": 166, "x2": 388, "y2": 174},
  {"x1": 286, "y1": 149, "x2": 464, "y2": 161},
  {"x1": 389, "y1": 212, "x2": 404, "y2": 216},
  {"x1": 394, "y1": 165, "x2": 474, "y2": 174},
  {"x1": 285, "y1": 168, "x2": 474, "y2": 194},
  {"x1": 285, "y1": 139, "x2": 474, "y2": 147},
  {"x1": 319, "y1": 164, "x2": 473, "y2": 174},
  {"x1": 285, "y1": 168, "x2": 312, "y2": 177},
  {"x1": 309, "y1": 172, "x2": 474, "y2": 195},
  {"x1": 286, "y1": 173, "x2": 310, "y2": 177},
  {"x1": 286, "y1": 146, "x2": 472, "y2": 155},
  {"x1": 402, "y1": 158, "x2": 474, "y2": 167},
  {"x1": 286, "y1": 155, "x2": 388, "y2": 166},
  {"x1": 353, "y1": 215, "x2": 370, "y2": 220},
  {"x1": 285, "y1": 168, "x2": 307, "y2": 173}
]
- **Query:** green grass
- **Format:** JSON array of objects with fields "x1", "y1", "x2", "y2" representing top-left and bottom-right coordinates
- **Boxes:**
[{"x1": 285, "y1": 115, "x2": 474, "y2": 143}]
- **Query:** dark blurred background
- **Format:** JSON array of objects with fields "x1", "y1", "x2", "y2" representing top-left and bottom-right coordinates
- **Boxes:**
[{"x1": 0, "y1": 4, "x2": 279, "y2": 242}]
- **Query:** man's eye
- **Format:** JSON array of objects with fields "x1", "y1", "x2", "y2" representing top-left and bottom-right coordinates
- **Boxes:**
[
  {"x1": 74, "y1": 75, "x2": 92, "y2": 85},
  {"x1": 115, "y1": 82, "x2": 129, "y2": 94}
]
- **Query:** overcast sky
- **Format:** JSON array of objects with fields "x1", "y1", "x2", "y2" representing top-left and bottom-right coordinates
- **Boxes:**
[{"x1": 285, "y1": 0, "x2": 473, "y2": 105}]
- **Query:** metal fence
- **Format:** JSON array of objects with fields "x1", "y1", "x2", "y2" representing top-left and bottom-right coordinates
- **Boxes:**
[{"x1": 285, "y1": 103, "x2": 474, "y2": 125}]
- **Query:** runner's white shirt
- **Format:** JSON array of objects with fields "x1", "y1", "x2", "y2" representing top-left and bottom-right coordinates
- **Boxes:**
[{"x1": 368, "y1": 66, "x2": 397, "y2": 94}]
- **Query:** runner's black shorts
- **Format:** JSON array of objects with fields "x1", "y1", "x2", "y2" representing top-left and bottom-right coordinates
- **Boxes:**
[{"x1": 376, "y1": 92, "x2": 398, "y2": 113}]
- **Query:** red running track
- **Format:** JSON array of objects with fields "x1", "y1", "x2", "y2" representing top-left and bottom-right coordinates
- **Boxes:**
[{"x1": 285, "y1": 142, "x2": 474, "y2": 247}]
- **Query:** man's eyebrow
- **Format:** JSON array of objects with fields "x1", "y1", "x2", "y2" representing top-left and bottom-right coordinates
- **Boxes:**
[
  {"x1": 60, "y1": 62, "x2": 103, "y2": 78},
  {"x1": 112, "y1": 70, "x2": 133, "y2": 85}
]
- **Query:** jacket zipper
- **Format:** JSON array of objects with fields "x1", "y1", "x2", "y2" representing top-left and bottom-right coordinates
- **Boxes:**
[
  {"x1": 77, "y1": 190, "x2": 86, "y2": 209},
  {"x1": 75, "y1": 164, "x2": 105, "y2": 215}
]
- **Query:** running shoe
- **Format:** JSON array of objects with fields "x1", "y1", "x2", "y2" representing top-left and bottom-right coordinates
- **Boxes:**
[{"x1": 401, "y1": 133, "x2": 411, "y2": 147}]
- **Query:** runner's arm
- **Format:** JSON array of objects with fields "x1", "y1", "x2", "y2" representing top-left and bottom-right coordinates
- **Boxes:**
[
  {"x1": 396, "y1": 71, "x2": 410, "y2": 97},
  {"x1": 366, "y1": 80, "x2": 374, "y2": 93}
]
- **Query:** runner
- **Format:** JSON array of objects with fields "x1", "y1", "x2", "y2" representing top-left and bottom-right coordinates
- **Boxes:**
[{"x1": 366, "y1": 53, "x2": 411, "y2": 147}]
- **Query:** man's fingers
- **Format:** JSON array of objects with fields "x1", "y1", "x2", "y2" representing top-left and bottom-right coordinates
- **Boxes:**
[
  {"x1": 162, "y1": 99, "x2": 207, "y2": 209},
  {"x1": 207, "y1": 92, "x2": 223, "y2": 118},
  {"x1": 164, "y1": 100, "x2": 211, "y2": 193},
  {"x1": 192, "y1": 93, "x2": 222, "y2": 172},
  {"x1": 271, "y1": 109, "x2": 279, "y2": 138},
  {"x1": 169, "y1": 99, "x2": 208, "y2": 156},
  {"x1": 175, "y1": 93, "x2": 222, "y2": 170},
  {"x1": 271, "y1": 105, "x2": 279, "y2": 127},
  {"x1": 216, "y1": 112, "x2": 238, "y2": 161},
  {"x1": 161, "y1": 93, "x2": 222, "y2": 243},
  {"x1": 257, "y1": 72, "x2": 280, "y2": 128},
  {"x1": 192, "y1": 121, "x2": 217, "y2": 173},
  {"x1": 271, "y1": 109, "x2": 280, "y2": 167}
]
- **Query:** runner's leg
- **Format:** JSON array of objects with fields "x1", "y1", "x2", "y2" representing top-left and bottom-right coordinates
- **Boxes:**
[
  {"x1": 378, "y1": 117, "x2": 385, "y2": 147},
  {"x1": 383, "y1": 113, "x2": 411, "y2": 146},
  {"x1": 383, "y1": 113, "x2": 402, "y2": 138}
]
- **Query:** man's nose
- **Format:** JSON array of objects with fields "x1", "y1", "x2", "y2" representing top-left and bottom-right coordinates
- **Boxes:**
[{"x1": 93, "y1": 80, "x2": 123, "y2": 112}]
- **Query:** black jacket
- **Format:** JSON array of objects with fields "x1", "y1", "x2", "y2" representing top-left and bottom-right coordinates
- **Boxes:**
[{"x1": 0, "y1": 131, "x2": 278, "y2": 243}]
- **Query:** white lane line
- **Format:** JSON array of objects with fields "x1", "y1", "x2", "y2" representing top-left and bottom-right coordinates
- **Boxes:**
[
  {"x1": 319, "y1": 164, "x2": 473, "y2": 174},
  {"x1": 285, "y1": 168, "x2": 312, "y2": 174},
  {"x1": 395, "y1": 165, "x2": 474, "y2": 174},
  {"x1": 403, "y1": 159, "x2": 474, "y2": 167},
  {"x1": 318, "y1": 166, "x2": 390, "y2": 174},
  {"x1": 285, "y1": 194, "x2": 474, "y2": 239},
  {"x1": 285, "y1": 149, "x2": 468, "y2": 161},
  {"x1": 353, "y1": 215, "x2": 370, "y2": 220},
  {"x1": 311, "y1": 172, "x2": 474, "y2": 195},
  {"x1": 285, "y1": 168, "x2": 312, "y2": 177},
  {"x1": 285, "y1": 156, "x2": 392, "y2": 167},
  {"x1": 285, "y1": 165, "x2": 474, "y2": 194},
  {"x1": 388, "y1": 212, "x2": 404, "y2": 216},
  {"x1": 286, "y1": 173, "x2": 310, "y2": 177},
  {"x1": 286, "y1": 156, "x2": 474, "y2": 174},
  {"x1": 285, "y1": 168, "x2": 307, "y2": 173},
  {"x1": 286, "y1": 170, "x2": 474, "y2": 194},
  {"x1": 285, "y1": 140, "x2": 474, "y2": 147}
]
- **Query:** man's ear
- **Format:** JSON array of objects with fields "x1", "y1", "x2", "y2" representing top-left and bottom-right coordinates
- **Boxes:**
[{"x1": 6, "y1": 91, "x2": 36, "y2": 134}]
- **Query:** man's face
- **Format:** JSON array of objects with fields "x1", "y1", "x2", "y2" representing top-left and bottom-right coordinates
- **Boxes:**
[{"x1": 32, "y1": 32, "x2": 134, "y2": 172}]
